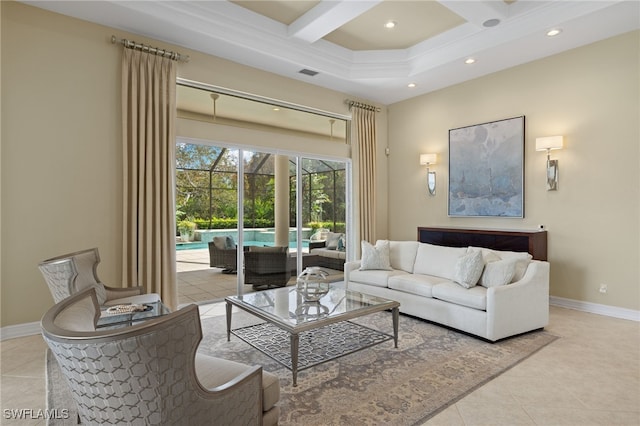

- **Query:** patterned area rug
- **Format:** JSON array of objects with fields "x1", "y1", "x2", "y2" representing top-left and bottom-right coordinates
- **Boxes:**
[{"x1": 199, "y1": 310, "x2": 558, "y2": 426}]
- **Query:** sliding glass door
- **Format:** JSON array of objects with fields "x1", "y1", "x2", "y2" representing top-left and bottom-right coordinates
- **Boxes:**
[{"x1": 175, "y1": 140, "x2": 349, "y2": 302}]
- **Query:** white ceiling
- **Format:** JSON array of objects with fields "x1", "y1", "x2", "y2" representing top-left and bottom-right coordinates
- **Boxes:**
[{"x1": 23, "y1": 1, "x2": 640, "y2": 105}]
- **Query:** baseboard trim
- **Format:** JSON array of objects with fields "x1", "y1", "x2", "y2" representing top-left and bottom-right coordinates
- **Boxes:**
[
  {"x1": 1, "y1": 297, "x2": 637, "y2": 340},
  {"x1": 550, "y1": 296, "x2": 640, "y2": 322},
  {"x1": 0, "y1": 321, "x2": 41, "y2": 341}
]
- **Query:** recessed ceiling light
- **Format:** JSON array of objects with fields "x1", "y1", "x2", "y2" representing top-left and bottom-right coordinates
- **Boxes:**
[
  {"x1": 483, "y1": 18, "x2": 500, "y2": 28},
  {"x1": 384, "y1": 20, "x2": 396, "y2": 29},
  {"x1": 407, "y1": 83, "x2": 416, "y2": 88},
  {"x1": 546, "y1": 28, "x2": 562, "y2": 37},
  {"x1": 465, "y1": 58, "x2": 476, "y2": 65},
  {"x1": 272, "y1": 107, "x2": 280, "y2": 111}
]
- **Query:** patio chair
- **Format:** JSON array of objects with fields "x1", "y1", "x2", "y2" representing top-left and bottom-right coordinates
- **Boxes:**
[
  {"x1": 244, "y1": 246, "x2": 290, "y2": 290},
  {"x1": 41, "y1": 287, "x2": 280, "y2": 425},
  {"x1": 208, "y1": 235, "x2": 241, "y2": 273},
  {"x1": 38, "y1": 247, "x2": 160, "y2": 306}
]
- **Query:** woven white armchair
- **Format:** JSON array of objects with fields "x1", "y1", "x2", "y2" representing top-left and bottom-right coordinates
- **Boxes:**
[
  {"x1": 41, "y1": 288, "x2": 280, "y2": 425},
  {"x1": 38, "y1": 247, "x2": 160, "y2": 306}
]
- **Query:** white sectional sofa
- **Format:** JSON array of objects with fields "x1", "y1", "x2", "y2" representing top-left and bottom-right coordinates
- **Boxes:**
[
  {"x1": 308, "y1": 231, "x2": 347, "y2": 270},
  {"x1": 345, "y1": 240, "x2": 550, "y2": 341}
]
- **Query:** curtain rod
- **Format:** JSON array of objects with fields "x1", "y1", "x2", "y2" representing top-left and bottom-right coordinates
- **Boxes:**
[
  {"x1": 345, "y1": 99, "x2": 381, "y2": 112},
  {"x1": 111, "y1": 36, "x2": 190, "y2": 63}
]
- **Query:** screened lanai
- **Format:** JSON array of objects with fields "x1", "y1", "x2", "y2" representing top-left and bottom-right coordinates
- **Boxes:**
[
  {"x1": 176, "y1": 143, "x2": 347, "y2": 236},
  {"x1": 175, "y1": 82, "x2": 350, "y2": 303}
]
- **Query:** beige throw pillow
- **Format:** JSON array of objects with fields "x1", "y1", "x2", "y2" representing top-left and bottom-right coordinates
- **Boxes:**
[
  {"x1": 468, "y1": 246, "x2": 532, "y2": 283},
  {"x1": 479, "y1": 258, "x2": 517, "y2": 288},
  {"x1": 325, "y1": 232, "x2": 344, "y2": 249},
  {"x1": 453, "y1": 250, "x2": 484, "y2": 288}
]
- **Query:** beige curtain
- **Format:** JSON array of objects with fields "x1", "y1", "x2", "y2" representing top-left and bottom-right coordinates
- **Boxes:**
[
  {"x1": 352, "y1": 106, "x2": 377, "y2": 243},
  {"x1": 121, "y1": 48, "x2": 177, "y2": 309}
]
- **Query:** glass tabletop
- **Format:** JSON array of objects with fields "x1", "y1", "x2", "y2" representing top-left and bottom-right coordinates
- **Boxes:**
[
  {"x1": 96, "y1": 301, "x2": 170, "y2": 329},
  {"x1": 226, "y1": 286, "x2": 399, "y2": 329}
]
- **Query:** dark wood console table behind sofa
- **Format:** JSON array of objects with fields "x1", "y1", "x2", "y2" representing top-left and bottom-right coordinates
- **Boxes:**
[{"x1": 417, "y1": 227, "x2": 547, "y2": 261}]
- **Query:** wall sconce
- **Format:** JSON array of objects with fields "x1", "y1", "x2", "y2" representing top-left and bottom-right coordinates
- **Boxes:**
[
  {"x1": 420, "y1": 153, "x2": 437, "y2": 196},
  {"x1": 535, "y1": 136, "x2": 563, "y2": 191}
]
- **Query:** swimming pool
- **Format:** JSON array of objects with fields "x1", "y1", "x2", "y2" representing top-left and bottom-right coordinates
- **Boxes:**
[{"x1": 176, "y1": 240, "x2": 309, "y2": 251}]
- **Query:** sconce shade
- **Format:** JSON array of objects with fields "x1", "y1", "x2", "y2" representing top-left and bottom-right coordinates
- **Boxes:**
[
  {"x1": 420, "y1": 153, "x2": 437, "y2": 165},
  {"x1": 535, "y1": 136, "x2": 563, "y2": 151}
]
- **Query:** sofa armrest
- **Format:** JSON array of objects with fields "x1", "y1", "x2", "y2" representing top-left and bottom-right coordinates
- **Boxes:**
[
  {"x1": 309, "y1": 241, "x2": 327, "y2": 250},
  {"x1": 344, "y1": 261, "x2": 361, "y2": 288},
  {"x1": 486, "y1": 260, "x2": 550, "y2": 341}
]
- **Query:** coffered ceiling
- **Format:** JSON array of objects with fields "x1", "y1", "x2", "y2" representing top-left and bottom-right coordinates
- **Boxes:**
[{"x1": 23, "y1": 1, "x2": 640, "y2": 105}]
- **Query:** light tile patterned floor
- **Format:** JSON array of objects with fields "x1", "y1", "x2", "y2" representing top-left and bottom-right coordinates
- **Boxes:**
[
  {"x1": 3, "y1": 248, "x2": 638, "y2": 425},
  {"x1": 2, "y1": 306, "x2": 638, "y2": 425}
]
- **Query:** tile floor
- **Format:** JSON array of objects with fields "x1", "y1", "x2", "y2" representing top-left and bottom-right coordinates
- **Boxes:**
[
  {"x1": 175, "y1": 247, "x2": 342, "y2": 307},
  {"x1": 2, "y1": 249, "x2": 638, "y2": 425}
]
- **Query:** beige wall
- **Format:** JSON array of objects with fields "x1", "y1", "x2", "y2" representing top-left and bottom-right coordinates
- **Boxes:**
[
  {"x1": 1, "y1": 2, "x2": 388, "y2": 326},
  {"x1": 3, "y1": 1, "x2": 635, "y2": 327},
  {"x1": 388, "y1": 31, "x2": 640, "y2": 311}
]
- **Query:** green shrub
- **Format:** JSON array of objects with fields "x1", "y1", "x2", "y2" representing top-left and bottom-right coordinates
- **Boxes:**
[
  {"x1": 305, "y1": 221, "x2": 346, "y2": 233},
  {"x1": 177, "y1": 220, "x2": 196, "y2": 235},
  {"x1": 193, "y1": 217, "x2": 277, "y2": 229}
]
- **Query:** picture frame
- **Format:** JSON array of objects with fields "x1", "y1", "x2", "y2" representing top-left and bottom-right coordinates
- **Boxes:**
[{"x1": 448, "y1": 116, "x2": 525, "y2": 217}]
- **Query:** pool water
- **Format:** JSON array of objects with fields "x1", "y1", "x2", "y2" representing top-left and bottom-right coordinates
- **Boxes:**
[{"x1": 176, "y1": 240, "x2": 309, "y2": 251}]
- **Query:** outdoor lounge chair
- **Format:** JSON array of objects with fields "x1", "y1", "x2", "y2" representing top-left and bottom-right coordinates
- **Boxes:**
[
  {"x1": 208, "y1": 235, "x2": 244, "y2": 273},
  {"x1": 244, "y1": 246, "x2": 290, "y2": 290}
]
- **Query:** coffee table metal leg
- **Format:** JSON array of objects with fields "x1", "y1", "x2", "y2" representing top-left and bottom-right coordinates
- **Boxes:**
[
  {"x1": 392, "y1": 307, "x2": 399, "y2": 348},
  {"x1": 226, "y1": 301, "x2": 232, "y2": 342},
  {"x1": 290, "y1": 333, "x2": 299, "y2": 387}
]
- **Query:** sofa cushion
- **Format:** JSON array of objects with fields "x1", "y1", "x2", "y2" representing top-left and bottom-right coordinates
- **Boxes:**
[
  {"x1": 311, "y1": 247, "x2": 346, "y2": 260},
  {"x1": 195, "y1": 353, "x2": 279, "y2": 412},
  {"x1": 388, "y1": 273, "x2": 448, "y2": 298},
  {"x1": 478, "y1": 258, "x2": 517, "y2": 288},
  {"x1": 360, "y1": 240, "x2": 392, "y2": 271},
  {"x1": 468, "y1": 246, "x2": 532, "y2": 282},
  {"x1": 349, "y1": 269, "x2": 404, "y2": 288},
  {"x1": 453, "y1": 250, "x2": 484, "y2": 289},
  {"x1": 413, "y1": 243, "x2": 467, "y2": 280},
  {"x1": 385, "y1": 240, "x2": 419, "y2": 273},
  {"x1": 432, "y1": 282, "x2": 487, "y2": 311},
  {"x1": 249, "y1": 245, "x2": 288, "y2": 253},
  {"x1": 310, "y1": 229, "x2": 330, "y2": 241},
  {"x1": 326, "y1": 232, "x2": 344, "y2": 249},
  {"x1": 213, "y1": 235, "x2": 236, "y2": 250}
]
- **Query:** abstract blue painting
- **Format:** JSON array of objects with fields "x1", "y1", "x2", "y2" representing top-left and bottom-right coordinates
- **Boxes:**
[{"x1": 448, "y1": 116, "x2": 525, "y2": 217}]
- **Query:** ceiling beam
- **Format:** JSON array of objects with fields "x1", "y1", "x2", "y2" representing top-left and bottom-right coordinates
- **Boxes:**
[
  {"x1": 288, "y1": 0, "x2": 382, "y2": 43},
  {"x1": 438, "y1": 0, "x2": 508, "y2": 27}
]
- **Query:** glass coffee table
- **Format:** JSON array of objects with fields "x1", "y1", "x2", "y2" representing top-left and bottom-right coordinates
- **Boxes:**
[
  {"x1": 96, "y1": 301, "x2": 170, "y2": 329},
  {"x1": 225, "y1": 286, "x2": 400, "y2": 386}
]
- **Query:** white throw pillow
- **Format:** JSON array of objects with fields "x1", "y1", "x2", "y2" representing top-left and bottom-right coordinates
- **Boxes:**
[
  {"x1": 213, "y1": 236, "x2": 228, "y2": 250},
  {"x1": 479, "y1": 258, "x2": 517, "y2": 288},
  {"x1": 453, "y1": 250, "x2": 484, "y2": 289},
  {"x1": 360, "y1": 240, "x2": 392, "y2": 271},
  {"x1": 413, "y1": 243, "x2": 467, "y2": 280},
  {"x1": 386, "y1": 241, "x2": 419, "y2": 273},
  {"x1": 468, "y1": 246, "x2": 532, "y2": 283}
]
